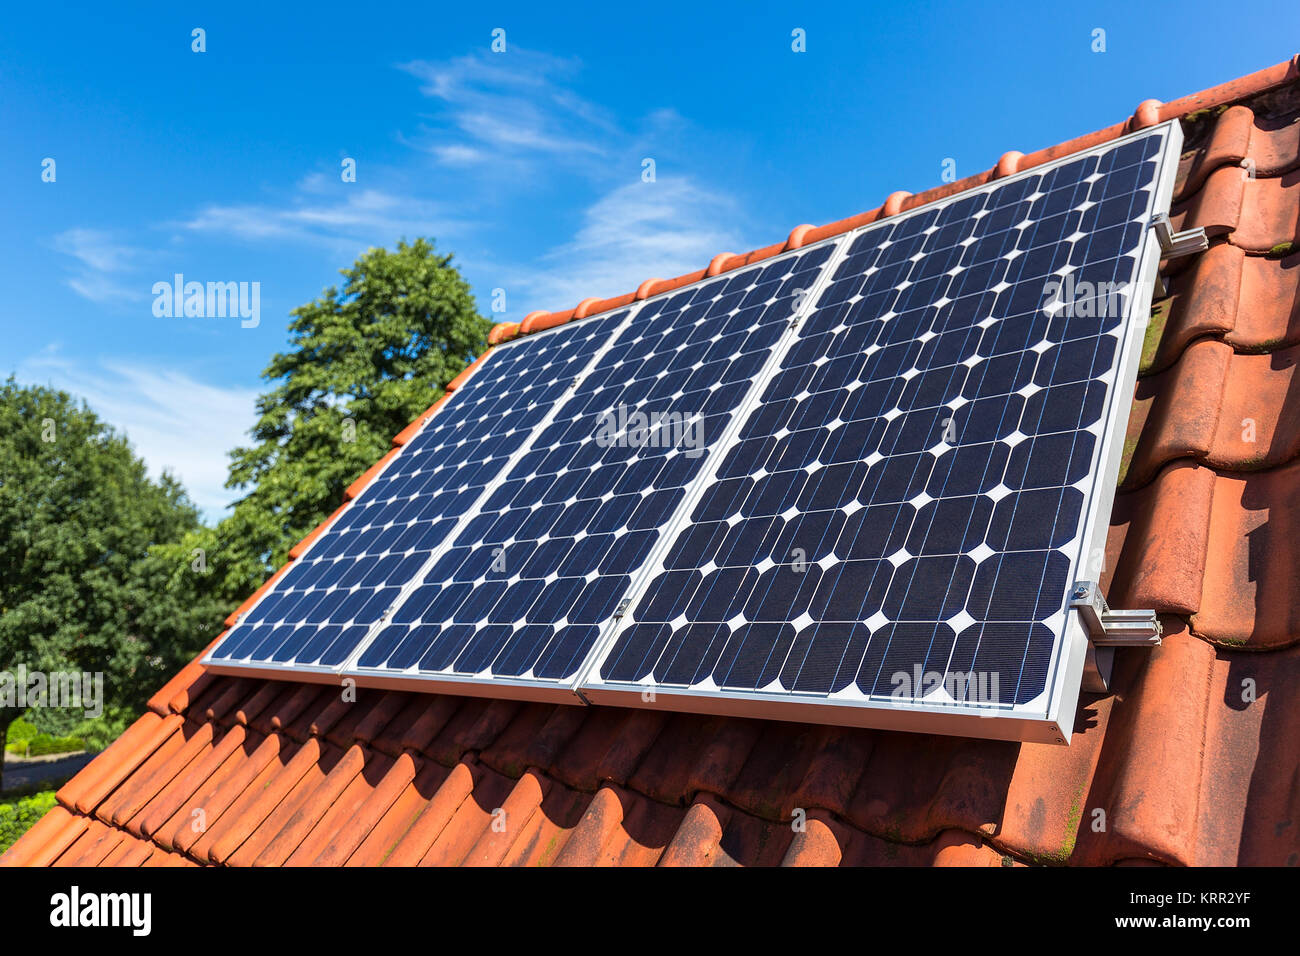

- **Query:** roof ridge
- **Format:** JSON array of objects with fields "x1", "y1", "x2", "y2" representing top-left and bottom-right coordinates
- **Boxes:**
[{"x1": 486, "y1": 55, "x2": 1300, "y2": 346}]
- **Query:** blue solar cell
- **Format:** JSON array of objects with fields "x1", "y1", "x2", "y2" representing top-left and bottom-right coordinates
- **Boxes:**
[
  {"x1": 208, "y1": 308, "x2": 629, "y2": 669},
  {"x1": 353, "y1": 242, "x2": 838, "y2": 684}
]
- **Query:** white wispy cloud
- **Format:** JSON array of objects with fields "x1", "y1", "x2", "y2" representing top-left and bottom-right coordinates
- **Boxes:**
[
  {"x1": 170, "y1": 46, "x2": 758, "y2": 318},
  {"x1": 398, "y1": 48, "x2": 757, "y2": 311},
  {"x1": 17, "y1": 349, "x2": 257, "y2": 523},
  {"x1": 400, "y1": 50, "x2": 614, "y2": 165},
  {"x1": 181, "y1": 187, "x2": 465, "y2": 257},
  {"x1": 53, "y1": 228, "x2": 147, "y2": 305},
  {"x1": 512, "y1": 179, "x2": 751, "y2": 310}
]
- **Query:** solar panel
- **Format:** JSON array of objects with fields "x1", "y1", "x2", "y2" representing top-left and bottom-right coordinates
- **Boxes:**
[
  {"x1": 345, "y1": 241, "x2": 839, "y2": 697},
  {"x1": 206, "y1": 306, "x2": 630, "y2": 676},
  {"x1": 580, "y1": 122, "x2": 1181, "y2": 743}
]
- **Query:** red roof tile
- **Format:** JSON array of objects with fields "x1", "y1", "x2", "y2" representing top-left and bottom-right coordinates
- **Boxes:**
[{"x1": 5, "y1": 58, "x2": 1300, "y2": 867}]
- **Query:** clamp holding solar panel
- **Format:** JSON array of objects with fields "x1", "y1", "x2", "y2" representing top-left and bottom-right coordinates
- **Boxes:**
[
  {"x1": 1150, "y1": 213, "x2": 1208, "y2": 259},
  {"x1": 1070, "y1": 581, "x2": 1162, "y2": 693},
  {"x1": 1149, "y1": 213, "x2": 1209, "y2": 298}
]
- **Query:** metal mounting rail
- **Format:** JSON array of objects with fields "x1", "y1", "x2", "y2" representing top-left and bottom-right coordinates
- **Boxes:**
[
  {"x1": 1151, "y1": 213, "x2": 1208, "y2": 259},
  {"x1": 1070, "y1": 580, "x2": 1162, "y2": 693}
]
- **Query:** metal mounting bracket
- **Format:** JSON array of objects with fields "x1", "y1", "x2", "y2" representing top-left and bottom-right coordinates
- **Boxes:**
[
  {"x1": 1150, "y1": 213, "x2": 1208, "y2": 259},
  {"x1": 1070, "y1": 581, "x2": 1162, "y2": 693}
]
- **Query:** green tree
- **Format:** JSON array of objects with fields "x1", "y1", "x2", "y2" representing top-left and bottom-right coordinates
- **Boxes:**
[
  {"x1": 0, "y1": 379, "x2": 227, "y2": 789},
  {"x1": 199, "y1": 238, "x2": 490, "y2": 604}
]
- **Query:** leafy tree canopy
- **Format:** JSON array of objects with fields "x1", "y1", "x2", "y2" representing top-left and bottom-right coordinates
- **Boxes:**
[{"x1": 0, "y1": 378, "x2": 226, "y2": 785}]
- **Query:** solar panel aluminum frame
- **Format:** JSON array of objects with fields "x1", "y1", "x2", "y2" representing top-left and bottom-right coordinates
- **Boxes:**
[
  {"x1": 337, "y1": 232, "x2": 855, "y2": 702},
  {"x1": 578, "y1": 120, "x2": 1184, "y2": 745},
  {"x1": 200, "y1": 314, "x2": 635, "y2": 689}
]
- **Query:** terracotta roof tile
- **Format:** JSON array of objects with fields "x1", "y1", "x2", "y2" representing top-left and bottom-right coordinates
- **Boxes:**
[
  {"x1": 1143, "y1": 242, "x2": 1239, "y2": 375},
  {"x1": 373, "y1": 760, "x2": 473, "y2": 866},
  {"x1": 162, "y1": 731, "x2": 279, "y2": 854},
  {"x1": 136, "y1": 723, "x2": 249, "y2": 839},
  {"x1": 7, "y1": 59, "x2": 1300, "y2": 868},
  {"x1": 102, "y1": 720, "x2": 214, "y2": 830},
  {"x1": 344, "y1": 758, "x2": 454, "y2": 866},
  {"x1": 1232, "y1": 247, "x2": 1300, "y2": 347},
  {"x1": 460, "y1": 768, "x2": 548, "y2": 866},
  {"x1": 416, "y1": 761, "x2": 514, "y2": 866},
  {"x1": 495, "y1": 775, "x2": 591, "y2": 866},
  {"x1": 305, "y1": 751, "x2": 416, "y2": 866},
  {"x1": 1173, "y1": 164, "x2": 1246, "y2": 237},
  {"x1": 1194, "y1": 462, "x2": 1300, "y2": 647},
  {"x1": 190, "y1": 735, "x2": 310, "y2": 863},
  {"x1": 1107, "y1": 461, "x2": 1215, "y2": 615},
  {"x1": 1235, "y1": 172, "x2": 1300, "y2": 251},
  {"x1": 248, "y1": 743, "x2": 369, "y2": 866},
  {"x1": 2, "y1": 806, "x2": 87, "y2": 867}
]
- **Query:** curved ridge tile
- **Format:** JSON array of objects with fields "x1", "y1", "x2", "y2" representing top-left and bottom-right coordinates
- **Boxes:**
[
  {"x1": 461, "y1": 769, "x2": 547, "y2": 867},
  {"x1": 285, "y1": 750, "x2": 404, "y2": 866},
  {"x1": 165, "y1": 731, "x2": 284, "y2": 855},
  {"x1": 1233, "y1": 171, "x2": 1300, "y2": 251},
  {"x1": 0, "y1": 806, "x2": 85, "y2": 867},
  {"x1": 1196, "y1": 641, "x2": 1300, "y2": 865},
  {"x1": 1176, "y1": 105, "x2": 1253, "y2": 201},
  {"x1": 1076, "y1": 630, "x2": 1215, "y2": 866},
  {"x1": 417, "y1": 762, "x2": 515, "y2": 866},
  {"x1": 377, "y1": 760, "x2": 477, "y2": 866},
  {"x1": 496, "y1": 776, "x2": 591, "y2": 866},
  {"x1": 997, "y1": 697, "x2": 1111, "y2": 864},
  {"x1": 343, "y1": 758, "x2": 454, "y2": 866},
  {"x1": 1171, "y1": 163, "x2": 1246, "y2": 238},
  {"x1": 1142, "y1": 242, "x2": 1241, "y2": 375},
  {"x1": 1194, "y1": 459, "x2": 1300, "y2": 648},
  {"x1": 1107, "y1": 461, "x2": 1215, "y2": 616},
  {"x1": 1122, "y1": 339, "x2": 1232, "y2": 489},
  {"x1": 1248, "y1": 108, "x2": 1300, "y2": 175},
  {"x1": 138, "y1": 723, "x2": 249, "y2": 840},
  {"x1": 1230, "y1": 248, "x2": 1300, "y2": 349},
  {"x1": 1208, "y1": 342, "x2": 1300, "y2": 469},
  {"x1": 551, "y1": 785, "x2": 682, "y2": 866}
]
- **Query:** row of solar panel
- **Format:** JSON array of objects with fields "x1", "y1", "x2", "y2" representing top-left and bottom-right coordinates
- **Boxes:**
[{"x1": 207, "y1": 122, "x2": 1178, "y2": 743}]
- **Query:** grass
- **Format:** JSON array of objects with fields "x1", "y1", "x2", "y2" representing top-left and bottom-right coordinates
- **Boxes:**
[{"x1": 1140, "y1": 301, "x2": 1170, "y2": 374}]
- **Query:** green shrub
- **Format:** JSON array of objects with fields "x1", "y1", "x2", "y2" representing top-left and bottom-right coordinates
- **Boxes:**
[
  {"x1": 26, "y1": 735, "x2": 85, "y2": 756},
  {"x1": 6, "y1": 718, "x2": 39, "y2": 746},
  {"x1": 5, "y1": 717, "x2": 85, "y2": 757},
  {"x1": 0, "y1": 790, "x2": 58, "y2": 855}
]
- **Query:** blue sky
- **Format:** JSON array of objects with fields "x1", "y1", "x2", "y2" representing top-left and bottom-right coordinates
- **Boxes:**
[{"x1": 3, "y1": 1, "x2": 1294, "y2": 521}]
